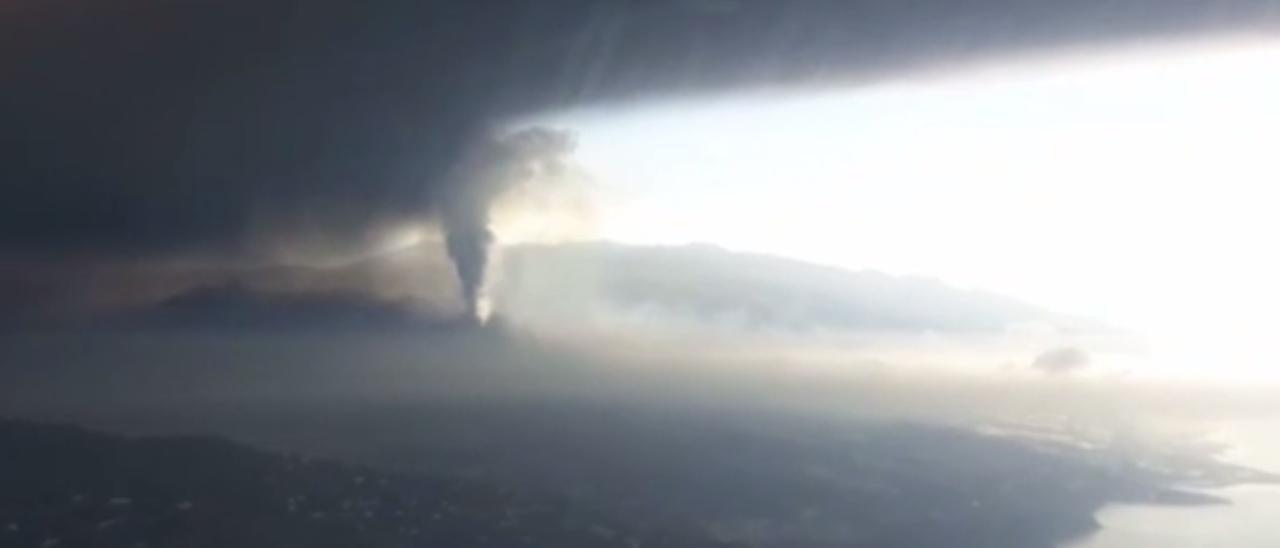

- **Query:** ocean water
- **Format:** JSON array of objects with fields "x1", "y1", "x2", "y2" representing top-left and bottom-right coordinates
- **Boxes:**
[
  {"x1": 1070, "y1": 485, "x2": 1280, "y2": 548},
  {"x1": 1069, "y1": 419, "x2": 1280, "y2": 547}
]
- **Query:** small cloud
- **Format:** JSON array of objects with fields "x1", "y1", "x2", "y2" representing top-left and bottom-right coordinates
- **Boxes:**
[{"x1": 1032, "y1": 347, "x2": 1090, "y2": 374}]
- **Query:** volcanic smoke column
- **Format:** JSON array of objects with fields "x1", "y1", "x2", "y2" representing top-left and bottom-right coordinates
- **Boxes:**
[{"x1": 438, "y1": 127, "x2": 575, "y2": 323}]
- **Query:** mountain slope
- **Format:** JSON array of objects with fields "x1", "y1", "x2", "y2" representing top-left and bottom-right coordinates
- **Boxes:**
[{"x1": 500, "y1": 242, "x2": 1066, "y2": 334}]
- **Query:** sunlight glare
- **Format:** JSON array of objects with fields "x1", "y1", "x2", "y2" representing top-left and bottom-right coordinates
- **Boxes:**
[{"x1": 529, "y1": 38, "x2": 1280, "y2": 383}]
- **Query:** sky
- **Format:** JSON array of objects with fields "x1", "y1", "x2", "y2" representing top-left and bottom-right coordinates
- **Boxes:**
[
  {"x1": 4, "y1": 1, "x2": 1280, "y2": 380},
  {"x1": 527, "y1": 37, "x2": 1280, "y2": 382}
]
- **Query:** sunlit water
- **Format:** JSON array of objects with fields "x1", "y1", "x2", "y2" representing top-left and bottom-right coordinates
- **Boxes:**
[
  {"x1": 1070, "y1": 485, "x2": 1280, "y2": 548},
  {"x1": 1068, "y1": 419, "x2": 1280, "y2": 547}
]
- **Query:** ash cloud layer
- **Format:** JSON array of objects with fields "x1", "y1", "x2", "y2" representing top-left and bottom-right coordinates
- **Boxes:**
[{"x1": 3, "y1": 0, "x2": 1277, "y2": 319}]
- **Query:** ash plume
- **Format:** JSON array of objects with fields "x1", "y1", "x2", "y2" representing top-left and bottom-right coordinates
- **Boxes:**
[{"x1": 438, "y1": 128, "x2": 576, "y2": 323}]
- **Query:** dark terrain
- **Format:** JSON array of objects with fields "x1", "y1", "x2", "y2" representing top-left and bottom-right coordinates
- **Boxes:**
[
  {"x1": 0, "y1": 419, "x2": 722, "y2": 548},
  {"x1": 0, "y1": 399, "x2": 1240, "y2": 548},
  {"x1": 2, "y1": 329, "x2": 1265, "y2": 548}
]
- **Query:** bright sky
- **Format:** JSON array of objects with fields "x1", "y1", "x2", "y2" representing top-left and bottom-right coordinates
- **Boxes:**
[{"x1": 521, "y1": 37, "x2": 1280, "y2": 382}]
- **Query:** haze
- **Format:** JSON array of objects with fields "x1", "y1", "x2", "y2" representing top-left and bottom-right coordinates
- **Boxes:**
[{"x1": 4, "y1": 3, "x2": 1280, "y2": 547}]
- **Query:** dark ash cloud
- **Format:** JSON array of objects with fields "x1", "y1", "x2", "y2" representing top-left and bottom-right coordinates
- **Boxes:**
[
  {"x1": 118, "y1": 282, "x2": 452, "y2": 333},
  {"x1": 3, "y1": 0, "x2": 1276, "y2": 320}
]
